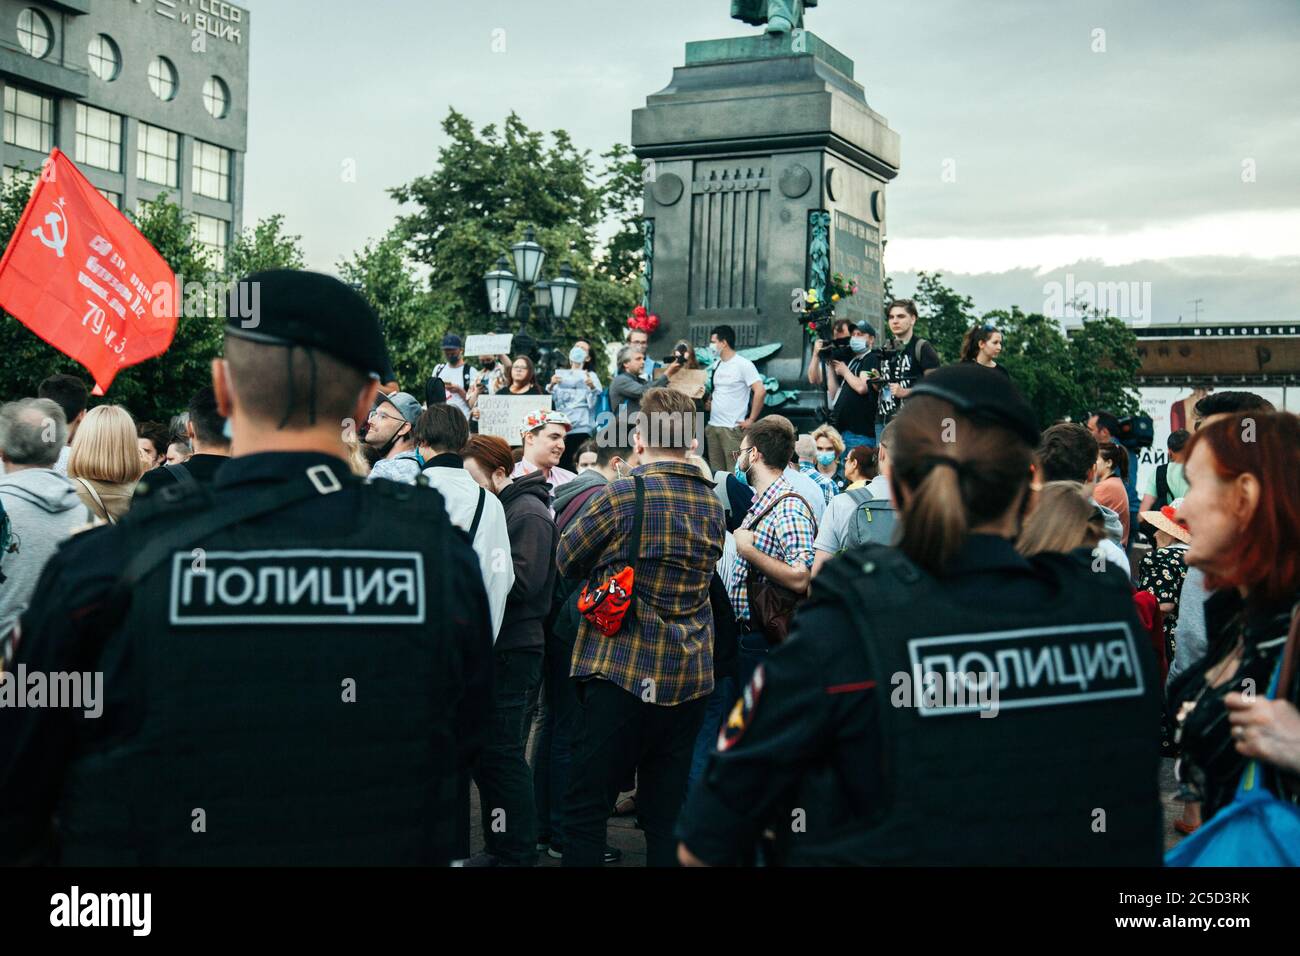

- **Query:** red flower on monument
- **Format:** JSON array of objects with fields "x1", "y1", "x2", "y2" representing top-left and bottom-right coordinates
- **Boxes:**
[{"x1": 627, "y1": 305, "x2": 660, "y2": 333}]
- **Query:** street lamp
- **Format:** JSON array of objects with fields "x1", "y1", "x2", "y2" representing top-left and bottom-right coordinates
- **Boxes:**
[
  {"x1": 483, "y1": 225, "x2": 580, "y2": 378},
  {"x1": 484, "y1": 256, "x2": 518, "y2": 327}
]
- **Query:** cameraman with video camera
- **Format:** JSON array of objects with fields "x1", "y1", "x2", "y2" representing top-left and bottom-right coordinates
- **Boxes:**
[{"x1": 807, "y1": 318, "x2": 879, "y2": 453}]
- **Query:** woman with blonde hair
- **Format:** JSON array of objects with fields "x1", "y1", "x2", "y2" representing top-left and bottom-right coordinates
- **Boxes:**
[
  {"x1": 811, "y1": 423, "x2": 847, "y2": 493},
  {"x1": 68, "y1": 405, "x2": 145, "y2": 524},
  {"x1": 1016, "y1": 481, "x2": 1107, "y2": 557}
]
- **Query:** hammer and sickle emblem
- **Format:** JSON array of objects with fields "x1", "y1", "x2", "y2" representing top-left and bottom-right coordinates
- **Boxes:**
[{"x1": 31, "y1": 198, "x2": 68, "y2": 259}]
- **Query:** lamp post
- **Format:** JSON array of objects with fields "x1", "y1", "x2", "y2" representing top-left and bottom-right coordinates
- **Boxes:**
[{"x1": 484, "y1": 226, "x2": 580, "y2": 380}]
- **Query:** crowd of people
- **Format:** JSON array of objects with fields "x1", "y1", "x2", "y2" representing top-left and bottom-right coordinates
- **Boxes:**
[{"x1": 0, "y1": 271, "x2": 1296, "y2": 868}]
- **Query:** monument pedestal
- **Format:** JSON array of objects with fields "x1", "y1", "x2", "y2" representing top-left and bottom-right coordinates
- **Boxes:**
[{"x1": 632, "y1": 31, "x2": 900, "y2": 386}]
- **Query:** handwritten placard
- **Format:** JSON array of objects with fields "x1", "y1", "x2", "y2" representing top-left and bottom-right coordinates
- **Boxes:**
[
  {"x1": 465, "y1": 334, "x2": 513, "y2": 357},
  {"x1": 669, "y1": 368, "x2": 707, "y2": 400},
  {"x1": 478, "y1": 394, "x2": 552, "y2": 446}
]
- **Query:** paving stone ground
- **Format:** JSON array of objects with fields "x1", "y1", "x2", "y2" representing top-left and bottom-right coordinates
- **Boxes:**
[{"x1": 467, "y1": 756, "x2": 1189, "y2": 865}]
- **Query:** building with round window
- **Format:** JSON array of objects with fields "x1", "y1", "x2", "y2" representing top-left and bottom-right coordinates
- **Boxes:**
[{"x1": 0, "y1": 0, "x2": 249, "y2": 268}]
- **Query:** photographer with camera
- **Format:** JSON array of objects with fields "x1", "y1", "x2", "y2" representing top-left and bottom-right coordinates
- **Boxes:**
[
  {"x1": 807, "y1": 318, "x2": 879, "y2": 453},
  {"x1": 875, "y1": 299, "x2": 942, "y2": 442}
]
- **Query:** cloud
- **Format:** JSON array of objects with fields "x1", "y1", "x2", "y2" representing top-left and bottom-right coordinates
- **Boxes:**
[{"x1": 888, "y1": 255, "x2": 1300, "y2": 326}]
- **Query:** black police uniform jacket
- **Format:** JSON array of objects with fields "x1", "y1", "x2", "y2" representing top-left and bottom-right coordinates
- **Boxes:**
[
  {"x1": 0, "y1": 453, "x2": 494, "y2": 865},
  {"x1": 677, "y1": 535, "x2": 1163, "y2": 866}
]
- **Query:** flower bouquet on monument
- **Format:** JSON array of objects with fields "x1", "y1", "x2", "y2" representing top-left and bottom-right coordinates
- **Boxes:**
[{"x1": 800, "y1": 272, "x2": 859, "y2": 352}]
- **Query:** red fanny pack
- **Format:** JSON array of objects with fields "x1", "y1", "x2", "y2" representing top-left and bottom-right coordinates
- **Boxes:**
[{"x1": 577, "y1": 476, "x2": 644, "y2": 638}]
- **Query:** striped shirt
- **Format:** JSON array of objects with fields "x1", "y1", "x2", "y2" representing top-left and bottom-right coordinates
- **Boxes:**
[{"x1": 558, "y1": 460, "x2": 726, "y2": 705}]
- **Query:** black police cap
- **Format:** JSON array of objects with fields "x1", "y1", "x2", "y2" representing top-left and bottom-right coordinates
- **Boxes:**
[
  {"x1": 224, "y1": 270, "x2": 390, "y2": 379},
  {"x1": 908, "y1": 363, "x2": 1040, "y2": 446}
]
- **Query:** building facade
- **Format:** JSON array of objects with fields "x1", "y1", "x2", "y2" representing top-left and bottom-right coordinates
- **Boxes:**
[{"x1": 0, "y1": 0, "x2": 248, "y2": 269}]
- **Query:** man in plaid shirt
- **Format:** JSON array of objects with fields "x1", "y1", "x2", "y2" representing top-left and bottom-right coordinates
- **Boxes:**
[
  {"x1": 729, "y1": 416, "x2": 818, "y2": 685},
  {"x1": 556, "y1": 388, "x2": 725, "y2": 867}
]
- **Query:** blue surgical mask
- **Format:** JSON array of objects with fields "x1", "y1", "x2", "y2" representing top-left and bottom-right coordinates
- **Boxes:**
[
  {"x1": 733, "y1": 450, "x2": 750, "y2": 486},
  {"x1": 850, "y1": 336, "x2": 869, "y2": 354},
  {"x1": 222, "y1": 418, "x2": 233, "y2": 440},
  {"x1": 569, "y1": 347, "x2": 587, "y2": 365},
  {"x1": 816, "y1": 450, "x2": 837, "y2": 468},
  {"x1": 709, "y1": 342, "x2": 722, "y2": 357}
]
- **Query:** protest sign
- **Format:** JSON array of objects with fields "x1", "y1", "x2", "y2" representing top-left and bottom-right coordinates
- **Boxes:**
[
  {"x1": 478, "y1": 394, "x2": 552, "y2": 446},
  {"x1": 465, "y1": 334, "x2": 513, "y2": 357}
]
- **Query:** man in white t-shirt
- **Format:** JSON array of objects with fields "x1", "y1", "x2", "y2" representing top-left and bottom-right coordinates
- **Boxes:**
[
  {"x1": 433, "y1": 334, "x2": 474, "y2": 419},
  {"x1": 704, "y1": 325, "x2": 765, "y2": 474}
]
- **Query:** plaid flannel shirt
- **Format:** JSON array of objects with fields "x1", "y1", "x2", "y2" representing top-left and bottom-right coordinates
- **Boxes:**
[
  {"x1": 728, "y1": 475, "x2": 818, "y2": 623},
  {"x1": 557, "y1": 460, "x2": 726, "y2": 705},
  {"x1": 800, "y1": 462, "x2": 837, "y2": 505}
]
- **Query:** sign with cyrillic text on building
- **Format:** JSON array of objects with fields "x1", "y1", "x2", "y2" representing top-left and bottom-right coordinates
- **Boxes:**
[{"x1": 907, "y1": 622, "x2": 1145, "y2": 717}]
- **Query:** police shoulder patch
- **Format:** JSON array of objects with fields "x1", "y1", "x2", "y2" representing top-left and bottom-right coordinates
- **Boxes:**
[{"x1": 717, "y1": 664, "x2": 765, "y2": 752}]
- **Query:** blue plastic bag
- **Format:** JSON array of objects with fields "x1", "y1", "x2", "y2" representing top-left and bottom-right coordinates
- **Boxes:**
[{"x1": 1166, "y1": 661, "x2": 1300, "y2": 867}]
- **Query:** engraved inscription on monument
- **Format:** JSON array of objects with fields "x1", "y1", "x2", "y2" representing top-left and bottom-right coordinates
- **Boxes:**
[{"x1": 832, "y1": 210, "x2": 882, "y2": 324}]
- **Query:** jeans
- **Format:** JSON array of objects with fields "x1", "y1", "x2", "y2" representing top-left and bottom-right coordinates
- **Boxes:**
[
  {"x1": 688, "y1": 675, "x2": 736, "y2": 787},
  {"x1": 473, "y1": 647, "x2": 543, "y2": 866},
  {"x1": 735, "y1": 628, "x2": 770, "y2": 698},
  {"x1": 563, "y1": 679, "x2": 707, "y2": 867},
  {"x1": 532, "y1": 632, "x2": 580, "y2": 845},
  {"x1": 841, "y1": 429, "x2": 877, "y2": 454}
]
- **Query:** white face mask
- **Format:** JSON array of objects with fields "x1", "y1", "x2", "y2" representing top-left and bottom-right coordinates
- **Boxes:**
[{"x1": 708, "y1": 342, "x2": 722, "y2": 356}]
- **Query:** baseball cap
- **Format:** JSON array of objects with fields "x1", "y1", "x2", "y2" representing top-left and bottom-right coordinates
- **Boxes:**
[
  {"x1": 224, "y1": 270, "x2": 390, "y2": 380},
  {"x1": 855, "y1": 321, "x2": 877, "y2": 338},
  {"x1": 907, "y1": 363, "x2": 1040, "y2": 446},
  {"x1": 441, "y1": 333, "x2": 463, "y2": 350},
  {"x1": 379, "y1": 391, "x2": 422, "y2": 425},
  {"x1": 520, "y1": 409, "x2": 572, "y2": 437}
]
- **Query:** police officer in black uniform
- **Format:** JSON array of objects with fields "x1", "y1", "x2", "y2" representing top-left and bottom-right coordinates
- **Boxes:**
[
  {"x1": 0, "y1": 270, "x2": 493, "y2": 865},
  {"x1": 676, "y1": 364, "x2": 1162, "y2": 866}
]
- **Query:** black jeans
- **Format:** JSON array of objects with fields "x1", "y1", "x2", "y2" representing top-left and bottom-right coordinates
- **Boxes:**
[
  {"x1": 532, "y1": 630, "x2": 582, "y2": 844},
  {"x1": 562, "y1": 678, "x2": 707, "y2": 867},
  {"x1": 473, "y1": 647, "x2": 543, "y2": 865}
]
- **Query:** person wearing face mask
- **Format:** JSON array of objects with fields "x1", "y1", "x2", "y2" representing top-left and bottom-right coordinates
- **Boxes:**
[
  {"x1": 433, "y1": 334, "x2": 474, "y2": 419},
  {"x1": 794, "y1": 433, "x2": 836, "y2": 506},
  {"x1": 809, "y1": 319, "x2": 879, "y2": 454},
  {"x1": 704, "y1": 326, "x2": 766, "y2": 474},
  {"x1": 810, "y1": 424, "x2": 847, "y2": 494},
  {"x1": 548, "y1": 341, "x2": 603, "y2": 472}
]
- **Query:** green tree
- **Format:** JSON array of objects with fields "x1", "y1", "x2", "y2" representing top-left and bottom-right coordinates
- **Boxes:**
[
  {"x1": 910, "y1": 271, "x2": 977, "y2": 363},
  {"x1": 1068, "y1": 313, "x2": 1141, "y2": 418},
  {"x1": 225, "y1": 213, "x2": 305, "y2": 278},
  {"x1": 337, "y1": 231, "x2": 436, "y2": 390},
  {"x1": 0, "y1": 177, "x2": 307, "y2": 422},
  {"x1": 984, "y1": 306, "x2": 1083, "y2": 427},
  {"x1": 390, "y1": 109, "x2": 639, "y2": 362}
]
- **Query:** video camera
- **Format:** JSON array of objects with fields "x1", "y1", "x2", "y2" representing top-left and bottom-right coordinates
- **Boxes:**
[{"x1": 661, "y1": 345, "x2": 691, "y2": 366}]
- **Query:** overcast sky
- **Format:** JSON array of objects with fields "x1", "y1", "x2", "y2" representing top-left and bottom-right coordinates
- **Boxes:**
[{"x1": 237, "y1": 0, "x2": 1300, "y2": 324}]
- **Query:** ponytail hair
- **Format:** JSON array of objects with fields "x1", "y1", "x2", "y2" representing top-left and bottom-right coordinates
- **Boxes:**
[
  {"x1": 959, "y1": 323, "x2": 998, "y2": 363},
  {"x1": 889, "y1": 395, "x2": 1033, "y2": 574}
]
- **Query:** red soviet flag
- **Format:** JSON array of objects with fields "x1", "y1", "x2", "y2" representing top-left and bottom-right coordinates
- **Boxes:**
[{"x1": 0, "y1": 148, "x2": 178, "y2": 394}]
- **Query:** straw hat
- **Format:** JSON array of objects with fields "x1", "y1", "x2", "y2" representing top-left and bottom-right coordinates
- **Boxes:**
[{"x1": 1139, "y1": 499, "x2": 1191, "y2": 544}]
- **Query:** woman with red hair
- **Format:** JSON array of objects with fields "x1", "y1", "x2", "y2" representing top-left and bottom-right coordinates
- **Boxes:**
[{"x1": 1169, "y1": 411, "x2": 1300, "y2": 826}]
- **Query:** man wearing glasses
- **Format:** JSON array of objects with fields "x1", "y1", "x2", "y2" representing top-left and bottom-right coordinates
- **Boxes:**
[{"x1": 365, "y1": 391, "x2": 424, "y2": 483}]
